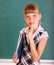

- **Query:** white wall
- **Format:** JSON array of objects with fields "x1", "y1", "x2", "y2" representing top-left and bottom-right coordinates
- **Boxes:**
[{"x1": 0, "y1": 59, "x2": 54, "y2": 65}]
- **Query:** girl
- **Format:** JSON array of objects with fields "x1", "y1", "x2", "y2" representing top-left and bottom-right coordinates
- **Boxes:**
[{"x1": 13, "y1": 3, "x2": 48, "y2": 65}]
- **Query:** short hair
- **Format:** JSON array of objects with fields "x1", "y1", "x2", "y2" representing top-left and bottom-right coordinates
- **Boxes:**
[{"x1": 23, "y1": 3, "x2": 40, "y2": 15}]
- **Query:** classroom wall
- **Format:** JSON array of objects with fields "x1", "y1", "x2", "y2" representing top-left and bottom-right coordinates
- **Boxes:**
[{"x1": 0, "y1": 0, "x2": 54, "y2": 59}]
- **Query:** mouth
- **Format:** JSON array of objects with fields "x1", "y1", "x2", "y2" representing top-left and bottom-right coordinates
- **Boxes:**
[{"x1": 29, "y1": 22, "x2": 34, "y2": 25}]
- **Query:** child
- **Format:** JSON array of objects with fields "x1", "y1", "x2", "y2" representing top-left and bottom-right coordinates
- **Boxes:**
[{"x1": 13, "y1": 3, "x2": 48, "y2": 65}]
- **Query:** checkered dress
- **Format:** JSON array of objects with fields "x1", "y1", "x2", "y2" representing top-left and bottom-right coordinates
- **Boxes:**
[{"x1": 16, "y1": 25, "x2": 48, "y2": 65}]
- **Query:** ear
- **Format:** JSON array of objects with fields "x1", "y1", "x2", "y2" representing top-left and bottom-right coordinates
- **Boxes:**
[{"x1": 39, "y1": 14, "x2": 41, "y2": 20}]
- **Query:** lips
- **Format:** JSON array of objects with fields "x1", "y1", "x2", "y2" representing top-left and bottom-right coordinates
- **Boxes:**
[{"x1": 29, "y1": 22, "x2": 34, "y2": 25}]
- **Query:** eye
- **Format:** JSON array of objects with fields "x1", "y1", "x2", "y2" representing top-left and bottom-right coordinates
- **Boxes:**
[
  {"x1": 33, "y1": 15, "x2": 36, "y2": 17},
  {"x1": 26, "y1": 16, "x2": 30, "y2": 19}
]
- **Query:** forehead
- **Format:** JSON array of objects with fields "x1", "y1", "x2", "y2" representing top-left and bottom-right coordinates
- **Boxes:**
[{"x1": 25, "y1": 12, "x2": 38, "y2": 16}]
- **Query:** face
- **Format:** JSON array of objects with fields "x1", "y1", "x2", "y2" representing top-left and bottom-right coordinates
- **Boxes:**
[{"x1": 24, "y1": 13, "x2": 41, "y2": 29}]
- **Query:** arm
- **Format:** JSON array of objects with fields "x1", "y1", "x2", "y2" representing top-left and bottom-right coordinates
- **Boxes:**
[
  {"x1": 29, "y1": 36, "x2": 48, "y2": 62},
  {"x1": 13, "y1": 32, "x2": 22, "y2": 63}
]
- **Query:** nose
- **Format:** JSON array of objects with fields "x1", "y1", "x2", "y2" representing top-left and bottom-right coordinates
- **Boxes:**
[{"x1": 29, "y1": 17, "x2": 33, "y2": 22}]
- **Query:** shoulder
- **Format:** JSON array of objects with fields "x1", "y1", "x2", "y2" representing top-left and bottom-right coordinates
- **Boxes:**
[
  {"x1": 33, "y1": 25, "x2": 48, "y2": 40},
  {"x1": 19, "y1": 27, "x2": 28, "y2": 34},
  {"x1": 38, "y1": 25, "x2": 49, "y2": 40}
]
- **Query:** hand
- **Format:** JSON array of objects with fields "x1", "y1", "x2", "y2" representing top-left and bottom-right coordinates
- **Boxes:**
[
  {"x1": 25, "y1": 27, "x2": 33, "y2": 41},
  {"x1": 26, "y1": 26, "x2": 34, "y2": 35},
  {"x1": 13, "y1": 53, "x2": 19, "y2": 63}
]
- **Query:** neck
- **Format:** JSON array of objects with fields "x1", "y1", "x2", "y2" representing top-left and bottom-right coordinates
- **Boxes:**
[{"x1": 32, "y1": 24, "x2": 39, "y2": 34}]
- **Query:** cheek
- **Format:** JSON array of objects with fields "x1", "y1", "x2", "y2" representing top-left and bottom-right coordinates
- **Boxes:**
[
  {"x1": 25, "y1": 19, "x2": 30, "y2": 25},
  {"x1": 34, "y1": 19, "x2": 39, "y2": 25},
  {"x1": 34, "y1": 18, "x2": 39, "y2": 23},
  {"x1": 34, "y1": 16, "x2": 40, "y2": 22}
]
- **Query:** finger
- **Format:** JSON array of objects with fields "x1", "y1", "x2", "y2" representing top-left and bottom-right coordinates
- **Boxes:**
[
  {"x1": 25, "y1": 29, "x2": 30, "y2": 34},
  {"x1": 13, "y1": 54, "x2": 19, "y2": 63},
  {"x1": 13, "y1": 58, "x2": 19, "y2": 63},
  {"x1": 13, "y1": 53, "x2": 18, "y2": 61}
]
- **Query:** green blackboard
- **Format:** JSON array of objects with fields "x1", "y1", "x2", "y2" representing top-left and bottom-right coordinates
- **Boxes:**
[{"x1": 0, "y1": 0, "x2": 54, "y2": 59}]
